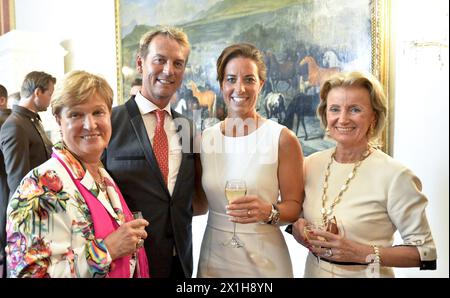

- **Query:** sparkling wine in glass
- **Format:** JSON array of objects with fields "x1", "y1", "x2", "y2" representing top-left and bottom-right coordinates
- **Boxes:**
[
  {"x1": 224, "y1": 179, "x2": 246, "y2": 248},
  {"x1": 303, "y1": 219, "x2": 324, "y2": 241}
]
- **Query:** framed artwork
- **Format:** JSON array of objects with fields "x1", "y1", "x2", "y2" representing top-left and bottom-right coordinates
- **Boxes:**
[
  {"x1": 115, "y1": 0, "x2": 390, "y2": 155},
  {"x1": 0, "y1": 0, "x2": 15, "y2": 35}
]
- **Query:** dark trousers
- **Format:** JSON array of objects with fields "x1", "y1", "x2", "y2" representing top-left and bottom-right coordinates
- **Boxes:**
[{"x1": 169, "y1": 256, "x2": 185, "y2": 278}]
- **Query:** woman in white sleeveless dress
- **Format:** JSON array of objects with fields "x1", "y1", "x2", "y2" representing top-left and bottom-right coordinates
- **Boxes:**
[{"x1": 195, "y1": 43, "x2": 304, "y2": 277}]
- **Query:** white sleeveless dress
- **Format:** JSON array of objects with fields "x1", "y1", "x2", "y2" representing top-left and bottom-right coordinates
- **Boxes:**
[{"x1": 197, "y1": 120, "x2": 293, "y2": 277}]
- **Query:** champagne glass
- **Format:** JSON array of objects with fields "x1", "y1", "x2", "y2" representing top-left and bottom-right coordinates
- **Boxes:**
[
  {"x1": 132, "y1": 211, "x2": 143, "y2": 220},
  {"x1": 132, "y1": 211, "x2": 145, "y2": 249},
  {"x1": 303, "y1": 218, "x2": 327, "y2": 266},
  {"x1": 132, "y1": 211, "x2": 144, "y2": 278},
  {"x1": 304, "y1": 217, "x2": 343, "y2": 268},
  {"x1": 303, "y1": 219, "x2": 326, "y2": 242},
  {"x1": 224, "y1": 179, "x2": 246, "y2": 248}
]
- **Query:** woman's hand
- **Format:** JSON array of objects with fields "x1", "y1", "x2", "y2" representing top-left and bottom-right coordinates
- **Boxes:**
[
  {"x1": 292, "y1": 218, "x2": 310, "y2": 248},
  {"x1": 226, "y1": 195, "x2": 272, "y2": 224},
  {"x1": 307, "y1": 229, "x2": 372, "y2": 264},
  {"x1": 103, "y1": 219, "x2": 149, "y2": 260}
]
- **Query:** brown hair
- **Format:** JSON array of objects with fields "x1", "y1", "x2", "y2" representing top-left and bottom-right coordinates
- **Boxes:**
[
  {"x1": 138, "y1": 26, "x2": 190, "y2": 61},
  {"x1": 317, "y1": 71, "x2": 387, "y2": 145},
  {"x1": 52, "y1": 70, "x2": 113, "y2": 116},
  {"x1": 20, "y1": 71, "x2": 56, "y2": 98},
  {"x1": 216, "y1": 43, "x2": 267, "y2": 84},
  {"x1": 0, "y1": 84, "x2": 7, "y2": 98}
]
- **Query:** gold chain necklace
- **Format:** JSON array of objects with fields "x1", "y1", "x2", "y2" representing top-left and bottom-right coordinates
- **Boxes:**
[{"x1": 320, "y1": 147, "x2": 372, "y2": 226}]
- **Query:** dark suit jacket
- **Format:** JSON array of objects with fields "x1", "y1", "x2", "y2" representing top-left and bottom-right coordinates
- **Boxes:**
[
  {"x1": 0, "y1": 109, "x2": 11, "y2": 129},
  {"x1": 0, "y1": 105, "x2": 52, "y2": 276},
  {"x1": 103, "y1": 97, "x2": 196, "y2": 278},
  {"x1": 0, "y1": 108, "x2": 10, "y2": 274},
  {"x1": 0, "y1": 109, "x2": 12, "y2": 211}
]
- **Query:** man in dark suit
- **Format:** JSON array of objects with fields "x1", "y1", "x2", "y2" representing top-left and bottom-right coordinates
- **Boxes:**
[
  {"x1": 103, "y1": 27, "x2": 204, "y2": 278},
  {"x1": 0, "y1": 72, "x2": 56, "y2": 278},
  {"x1": 0, "y1": 84, "x2": 11, "y2": 128},
  {"x1": 0, "y1": 84, "x2": 11, "y2": 277}
]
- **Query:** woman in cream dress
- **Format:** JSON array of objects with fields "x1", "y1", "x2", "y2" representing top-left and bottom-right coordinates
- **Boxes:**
[
  {"x1": 195, "y1": 43, "x2": 304, "y2": 277},
  {"x1": 291, "y1": 71, "x2": 436, "y2": 277}
]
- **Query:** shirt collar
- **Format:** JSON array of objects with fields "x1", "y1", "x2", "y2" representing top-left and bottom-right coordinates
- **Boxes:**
[{"x1": 134, "y1": 91, "x2": 172, "y2": 116}]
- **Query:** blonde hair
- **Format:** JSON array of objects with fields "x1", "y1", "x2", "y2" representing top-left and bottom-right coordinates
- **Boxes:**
[
  {"x1": 139, "y1": 26, "x2": 190, "y2": 61},
  {"x1": 317, "y1": 71, "x2": 387, "y2": 146},
  {"x1": 51, "y1": 70, "x2": 113, "y2": 116}
]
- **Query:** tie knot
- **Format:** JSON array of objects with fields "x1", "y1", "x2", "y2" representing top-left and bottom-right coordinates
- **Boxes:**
[{"x1": 155, "y1": 110, "x2": 166, "y2": 125}]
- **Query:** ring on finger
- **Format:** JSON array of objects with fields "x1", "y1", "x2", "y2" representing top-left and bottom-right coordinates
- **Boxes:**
[
  {"x1": 323, "y1": 248, "x2": 333, "y2": 257},
  {"x1": 247, "y1": 209, "x2": 251, "y2": 216},
  {"x1": 136, "y1": 238, "x2": 144, "y2": 249}
]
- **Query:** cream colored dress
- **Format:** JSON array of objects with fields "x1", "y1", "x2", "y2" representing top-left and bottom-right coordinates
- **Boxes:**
[
  {"x1": 197, "y1": 120, "x2": 293, "y2": 277},
  {"x1": 303, "y1": 148, "x2": 437, "y2": 277}
]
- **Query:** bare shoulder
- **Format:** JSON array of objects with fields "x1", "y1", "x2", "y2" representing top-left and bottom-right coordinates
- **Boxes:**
[{"x1": 279, "y1": 127, "x2": 301, "y2": 148}]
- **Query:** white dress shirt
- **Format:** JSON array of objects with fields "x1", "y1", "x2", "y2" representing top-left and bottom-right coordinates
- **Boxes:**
[{"x1": 134, "y1": 92, "x2": 182, "y2": 196}]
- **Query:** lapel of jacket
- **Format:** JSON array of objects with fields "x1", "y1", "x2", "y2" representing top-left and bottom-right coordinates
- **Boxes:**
[
  {"x1": 170, "y1": 109, "x2": 191, "y2": 200},
  {"x1": 125, "y1": 97, "x2": 170, "y2": 197}
]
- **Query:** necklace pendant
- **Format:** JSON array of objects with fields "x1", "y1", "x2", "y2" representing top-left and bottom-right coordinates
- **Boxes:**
[
  {"x1": 326, "y1": 209, "x2": 333, "y2": 216},
  {"x1": 320, "y1": 208, "x2": 327, "y2": 215}
]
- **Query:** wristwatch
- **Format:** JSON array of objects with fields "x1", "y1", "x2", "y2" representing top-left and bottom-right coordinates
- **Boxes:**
[{"x1": 267, "y1": 204, "x2": 280, "y2": 225}]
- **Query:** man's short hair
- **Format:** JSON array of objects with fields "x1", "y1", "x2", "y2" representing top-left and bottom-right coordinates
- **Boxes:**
[
  {"x1": 138, "y1": 26, "x2": 190, "y2": 61},
  {"x1": 20, "y1": 71, "x2": 56, "y2": 98},
  {"x1": 0, "y1": 84, "x2": 7, "y2": 98}
]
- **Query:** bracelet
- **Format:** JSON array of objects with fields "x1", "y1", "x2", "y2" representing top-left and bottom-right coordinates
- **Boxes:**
[
  {"x1": 372, "y1": 245, "x2": 381, "y2": 264},
  {"x1": 267, "y1": 204, "x2": 280, "y2": 225}
]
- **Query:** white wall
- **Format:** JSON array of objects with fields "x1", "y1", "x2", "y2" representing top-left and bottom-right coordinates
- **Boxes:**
[
  {"x1": 14, "y1": 0, "x2": 117, "y2": 92},
  {"x1": 13, "y1": 0, "x2": 117, "y2": 140},
  {"x1": 7, "y1": 0, "x2": 448, "y2": 278},
  {"x1": 390, "y1": 0, "x2": 449, "y2": 278}
]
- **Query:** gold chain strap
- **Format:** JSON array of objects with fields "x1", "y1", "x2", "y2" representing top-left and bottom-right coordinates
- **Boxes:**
[{"x1": 320, "y1": 147, "x2": 372, "y2": 226}]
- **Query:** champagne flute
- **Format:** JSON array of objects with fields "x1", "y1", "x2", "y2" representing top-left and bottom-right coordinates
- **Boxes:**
[
  {"x1": 132, "y1": 211, "x2": 144, "y2": 278},
  {"x1": 132, "y1": 211, "x2": 143, "y2": 220},
  {"x1": 224, "y1": 179, "x2": 246, "y2": 248},
  {"x1": 304, "y1": 217, "x2": 343, "y2": 269},
  {"x1": 132, "y1": 211, "x2": 145, "y2": 249},
  {"x1": 303, "y1": 218, "x2": 327, "y2": 266},
  {"x1": 303, "y1": 219, "x2": 326, "y2": 242}
]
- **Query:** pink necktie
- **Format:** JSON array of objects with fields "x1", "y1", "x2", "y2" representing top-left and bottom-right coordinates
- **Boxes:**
[{"x1": 153, "y1": 110, "x2": 169, "y2": 185}]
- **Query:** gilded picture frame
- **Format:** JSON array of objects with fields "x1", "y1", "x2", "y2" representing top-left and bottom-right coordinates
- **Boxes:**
[
  {"x1": 0, "y1": 0, "x2": 16, "y2": 35},
  {"x1": 114, "y1": 0, "x2": 391, "y2": 155}
]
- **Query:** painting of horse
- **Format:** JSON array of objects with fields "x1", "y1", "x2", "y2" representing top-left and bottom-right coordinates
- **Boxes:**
[
  {"x1": 118, "y1": 0, "x2": 381, "y2": 155},
  {"x1": 265, "y1": 51, "x2": 298, "y2": 92},
  {"x1": 264, "y1": 92, "x2": 286, "y2": 122},
  {"x1": 283, "y1": 93, "x2": 318, "y2": 140},
  {"x1": 186, "y1": 80, "x2": 216, "y2": 117},
  {"x1": 300, "y1": 56, "x2": 340, "y2": 88}
]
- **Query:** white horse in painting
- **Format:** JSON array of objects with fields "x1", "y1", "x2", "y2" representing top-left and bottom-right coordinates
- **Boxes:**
[
  {"x1": 322, "y1": 50, "x2": 342, "y2": 68},
  {"x1": 174, "y1": 98, "x2": 187, "y2": 114},
  {"x1": 323, "y1": 50, "x2": 369, "y2": 72}
]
